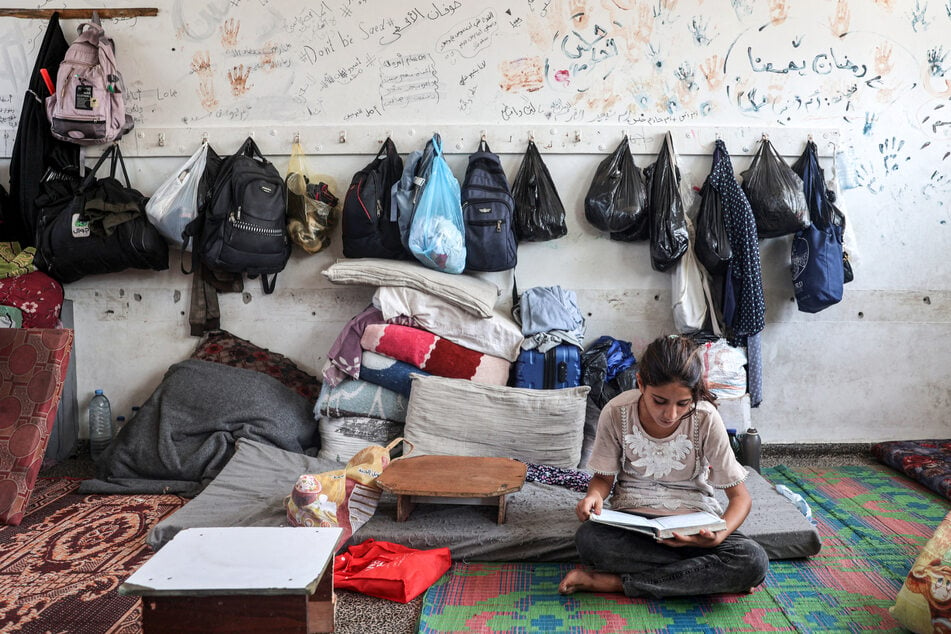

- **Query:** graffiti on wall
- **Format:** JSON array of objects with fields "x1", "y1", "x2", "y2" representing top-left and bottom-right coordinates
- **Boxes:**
[{"x1": 0, "y1": 0, "x2": 949, "y2": 203}]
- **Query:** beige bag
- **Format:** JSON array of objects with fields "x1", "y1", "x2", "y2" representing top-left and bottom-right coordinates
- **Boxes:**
[
  {"x1": 285, "y1": 142, "x2": 338, "y2": 254},
  {"x1": 284, "y1": 438, "x2": 409, "y2": 545}
]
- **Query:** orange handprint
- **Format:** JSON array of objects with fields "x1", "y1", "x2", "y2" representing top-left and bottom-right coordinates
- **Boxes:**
[
  {"x1": 191, "y1": 50, "x2": 213, "y2": 77},
  {"x1": 261, "y1": 41, "x2": 278, "y2": 72},
  {"x1": 220, "y1": 18, "x2": 240, "y2": 49},
  {"x1": 874, "y1": 42, "x2": 894, "y2": 76},
  {"x1": 768, "y1": 0, "x2": 789, "y2": 25},
  {"x1": 197, "y1": 78, "x2": 218, "y2": 111},
  {"x1": 829, "y1": 0, "x2": 850, "y2": 36},
  {"x1": 699, "y1": 55, "x2": 724, "y2": 90},
  {"x1": 228, "y1": 64, "x2": 252, "y2": 96}
]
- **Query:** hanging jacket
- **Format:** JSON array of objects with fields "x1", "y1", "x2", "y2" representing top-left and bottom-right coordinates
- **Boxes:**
[
  {"x1": 708, "y1": 140, "x2": 765, "y2": 338},
  {"x1": 707, "y1": 140, "x2": 766, "y2": 405}
]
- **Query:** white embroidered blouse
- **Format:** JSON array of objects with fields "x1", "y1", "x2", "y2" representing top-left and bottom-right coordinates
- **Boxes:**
[{"x1": 586, "y1": 390, "x2": 748, "y2": 516}]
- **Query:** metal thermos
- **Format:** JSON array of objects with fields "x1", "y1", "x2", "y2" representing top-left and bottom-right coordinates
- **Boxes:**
[{"x1": 739, "y1": 427, "x2": 761, "y2": 472}]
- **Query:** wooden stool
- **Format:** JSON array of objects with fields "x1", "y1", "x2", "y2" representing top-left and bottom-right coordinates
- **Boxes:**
[
  {"x1": 376, "y1": 455, "x2": 527, "y2": 524},
  {"x1": 120, "y1": 527, "x2": 342, "y2": 634}
]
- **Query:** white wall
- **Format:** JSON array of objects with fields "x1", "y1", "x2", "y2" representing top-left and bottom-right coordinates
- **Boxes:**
[{"x1": 1, "y1": 0, "x2": 949, "y2": 444}]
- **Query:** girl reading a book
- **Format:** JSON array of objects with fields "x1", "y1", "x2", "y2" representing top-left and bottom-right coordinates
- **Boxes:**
[{"x1": 559, "y1": 334, "x2": 769, "y2": 598}]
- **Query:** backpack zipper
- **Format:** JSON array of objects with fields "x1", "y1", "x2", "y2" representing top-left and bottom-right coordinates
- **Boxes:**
[
  {"x1": 229, "y1": 206, "x2": 285, "y2": 237},
  {"x1": 467, "y1": 219, "x2": 504, "y2": 232}
]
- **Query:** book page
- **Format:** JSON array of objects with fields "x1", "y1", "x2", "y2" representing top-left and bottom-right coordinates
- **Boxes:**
[
  {"x1": 653, "y1": 512, "x2": 725, "y2": 531},
  {"x1": 591, "y1": 509, "x2": 659, "y2": 530}
]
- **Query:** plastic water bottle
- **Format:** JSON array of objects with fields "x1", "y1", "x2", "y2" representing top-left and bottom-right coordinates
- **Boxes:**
[
  {"x1": 774, "y1": 484, "x2": 815, "y2": 525},
  {"x1": 88, "y1": 389, "x2": 114, "y2": 461},
  {"x1": 739, "y1": 427, "x2": 761, "y2": 473}
]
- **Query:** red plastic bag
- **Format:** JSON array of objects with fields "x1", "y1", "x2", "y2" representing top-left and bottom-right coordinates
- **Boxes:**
[{"x1": 333, "y1": 539, "x2": 451, "y2": 603}]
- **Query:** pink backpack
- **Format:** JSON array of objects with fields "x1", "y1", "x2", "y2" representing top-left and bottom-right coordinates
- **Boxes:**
[{"x1": 45, "y1": 13, "x2": 133, "y2": 145}]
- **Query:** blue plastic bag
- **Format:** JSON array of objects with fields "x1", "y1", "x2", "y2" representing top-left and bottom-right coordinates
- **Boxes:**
[{"x1": 408, "y1": 136, "x2": 466, "y2": 274}]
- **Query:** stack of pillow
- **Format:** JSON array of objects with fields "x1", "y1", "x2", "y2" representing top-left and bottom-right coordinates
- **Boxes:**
[{"x1": 321, "y1": 259, "x2": 589, "y2": 469}]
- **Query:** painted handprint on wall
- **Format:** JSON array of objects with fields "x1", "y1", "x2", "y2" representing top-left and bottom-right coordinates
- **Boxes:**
[
  {"x1": 829, "y1": 0, "x2": 850, "y2": 37},
  {"x1": 768, "y1": 0, "x2": 789, "y2": 25},
  {"x1": 191, "y1": 51, "x2": 218, "y2": 111},
  {"x1": 220, "y1": 18, "x2": 240, "y2": 49},
  {"x1": 228, "y1": 64, "x2": 253, "y2": 97}
]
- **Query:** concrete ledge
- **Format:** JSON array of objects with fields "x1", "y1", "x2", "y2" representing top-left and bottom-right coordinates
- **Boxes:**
[{"x1": 761, "y1": 443, "x2": 876, "y2": 467}]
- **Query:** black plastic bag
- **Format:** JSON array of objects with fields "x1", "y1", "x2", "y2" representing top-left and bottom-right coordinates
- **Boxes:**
[
  {"x1": 511, "y1": 140, "x2": 567, "y2": 242},
  {"x1": 647, "y1": 132, "x2": 689, "y2": 272},
  {"x1": 741, "y1": 137, "x2": 809, "y2": 238},
  {"x1": 584, "y1": 136, "x2": 648, "y2": 237},
  {"x1": 694, "y1": 178, "x2": 732, "y2": 274},
  {"x1": 581, "y1": 335, "x2": 638, "y2": 409}
]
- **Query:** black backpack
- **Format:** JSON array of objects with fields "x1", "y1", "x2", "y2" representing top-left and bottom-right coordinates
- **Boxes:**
[
  {"x1": 461, "y1": 140, "x2": 517, "y2": 272},
  {"x1": 200, "y1": 137, "x2": 289, "y2": 293},
  {"x1": 342, "y1": 137, "x2": 406, "y2": 259}
]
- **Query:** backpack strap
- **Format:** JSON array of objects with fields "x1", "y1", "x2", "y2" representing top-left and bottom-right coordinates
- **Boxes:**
[
  {"x1": 189, "y1": 262, "x2": 221, "y2": 336},
  {"x1": 239, "y1": 136, "x2": 267, "y2": 162},
  {"x1": 260, "y1": 273, "x2": 277, "y2": 294}
]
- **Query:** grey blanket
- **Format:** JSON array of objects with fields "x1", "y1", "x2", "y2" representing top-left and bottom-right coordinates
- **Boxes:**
[{"x1": 78, "y1": 359, "x2": 319, "y2": 497}]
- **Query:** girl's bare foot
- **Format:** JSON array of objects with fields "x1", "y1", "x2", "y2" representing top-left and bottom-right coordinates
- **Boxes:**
[{"x1": 558, "y1": 568, "x2": 624, "y2": 594}]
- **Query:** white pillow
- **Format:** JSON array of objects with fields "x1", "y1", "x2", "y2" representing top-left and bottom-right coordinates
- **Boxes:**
[
  {"x1": 403, "y1": 374, "x2": 590, "y2": 469},
  {"x1": 322, "y1": 258, "x2": 500, "y2": 318},
  {"x1": 373, "y1": 286, "x2": 524, "y2": 362}
]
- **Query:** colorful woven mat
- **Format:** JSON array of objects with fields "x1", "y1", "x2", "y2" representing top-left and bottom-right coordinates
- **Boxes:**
[{"x1": 419, "y1": 465, "x2": 951, "y2": 633}]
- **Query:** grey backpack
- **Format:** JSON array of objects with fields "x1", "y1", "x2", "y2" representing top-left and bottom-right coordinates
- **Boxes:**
[{"x1": 45, "y1": 13, "x2": 133, "y2": 145}]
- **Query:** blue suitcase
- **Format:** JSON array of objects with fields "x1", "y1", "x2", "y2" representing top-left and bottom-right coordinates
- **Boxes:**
[{"x1": 513, "y1": 344, "x2": 582, "y2": 389}]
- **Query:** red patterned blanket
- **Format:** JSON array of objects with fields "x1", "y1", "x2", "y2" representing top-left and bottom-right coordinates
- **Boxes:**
[{"x1": 361, "y1": 323, "x2": 510, "y2": 385}]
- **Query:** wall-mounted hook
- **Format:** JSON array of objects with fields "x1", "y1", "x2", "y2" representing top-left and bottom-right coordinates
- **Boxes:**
[
  {"x1": 248, "y1": 130, "x2": 256, "y2": 139},
  {"x1": 293, "y1": 131, "x2": 300, "y2": 145},
  {"x1": 528, "y1": 129, "x2": 535, "y2": 142},
  {"x1": 761, "y1": 133, "x2": 769, "y2": 141},
  {"x1": 157, "y1": 132, "x2": 166, "y2": 147},
  {"x1": 480, "y1": 129, "x2": 487, "y2": 141},
  {"x1": 574, "y1": 130, "x2": 582, "y2": 143},
  {"x1": 201, "y1": 132, "x2": 209, "y2": 144},
  {"x1": 339, "y1": 130, "x2": 347, "y2": 144},
  {"x1": 807, "y1": 133, "x2": 814, "y2": 142}
]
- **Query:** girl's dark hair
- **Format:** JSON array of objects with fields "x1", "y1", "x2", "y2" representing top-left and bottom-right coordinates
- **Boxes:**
[{"x1": 638, "y1": 335, "x2": 716, "y2": 404}]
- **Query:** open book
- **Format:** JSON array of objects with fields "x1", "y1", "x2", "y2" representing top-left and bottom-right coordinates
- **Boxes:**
[{"x1": 589, "y1": 508, "x2": 727, "y2": 540}]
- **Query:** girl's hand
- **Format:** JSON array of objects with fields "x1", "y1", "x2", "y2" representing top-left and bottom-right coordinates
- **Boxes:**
[
  {"x1": 576, "y1": 493, "x2": 603, "y2": 522},
  {"x1": 660, "y1": 528, "x2": 725, "y2": 548}
]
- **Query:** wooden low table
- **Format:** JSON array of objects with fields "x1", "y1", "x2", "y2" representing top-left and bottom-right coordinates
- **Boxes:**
[
  {"x1": 120, "y1": 526, "x2": 342, "y2": 634},
  {"x1": 376, "y1": 455, "x2": 527, "y2": 524}
]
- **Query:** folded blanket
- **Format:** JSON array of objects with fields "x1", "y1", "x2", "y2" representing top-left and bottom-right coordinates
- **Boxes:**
[
  {"x1": 315, "y1": 378, "x2": 408, "y2": 423},
  {"x1": 317, "y1": 415, "x2": 404, "y2": 465},
  {"x1": 361, "y1": 323, "x2": 510, "y2": 385},
  {"x1": 359, "y1": 350, "x2": 430, "y2": 397},
  {"x1": 322, "y1": 305, "x2": 386, "y2": 387},
  {"x1": 373, "y1": 286, "x2": 524, "y2": 361},
  {"x1": 78, "y1": 359, "x2": 318, "y2": 497}
]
